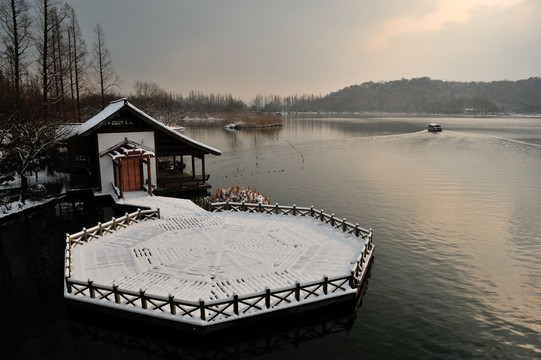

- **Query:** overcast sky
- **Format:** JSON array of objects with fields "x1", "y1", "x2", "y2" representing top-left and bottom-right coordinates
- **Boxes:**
[{"x1": 67, "y1": 0, "x2": 541, "y2": 101}]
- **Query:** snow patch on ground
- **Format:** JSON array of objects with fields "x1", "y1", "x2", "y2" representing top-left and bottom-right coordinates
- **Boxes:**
[
  {"x1": 0, "y1": 170, "x2": 67, "y2": 218},
  {"x1": 0, "y1": 198, "x2": 56, "y2": 217},
  {"x1": 116, "y1": 192, "x2": 206, "y2": 217}
]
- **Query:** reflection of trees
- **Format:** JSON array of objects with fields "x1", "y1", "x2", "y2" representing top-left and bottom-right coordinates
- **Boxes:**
[
  {"x1": 237, "y1": 126, "x2": 283, "y2": 139},
  {"x1": 224, "y1": 126, "x2": 283, "y2": 153}
]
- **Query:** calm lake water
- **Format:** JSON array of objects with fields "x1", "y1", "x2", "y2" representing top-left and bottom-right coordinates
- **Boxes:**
[{"x1": 1, "y1": 115, "x2": 541, "y2": 359}]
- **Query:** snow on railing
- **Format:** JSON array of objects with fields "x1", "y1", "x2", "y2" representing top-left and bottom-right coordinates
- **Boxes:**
[
  {"x1": 64, "y1": 208, "x2": 160, "y2": 278},
  {"x1": 65, "y1": 273, "x2": 356, "y2": 325},
  {"x1": 209, "y1": 201, "x2": 373, "y2": 239}
]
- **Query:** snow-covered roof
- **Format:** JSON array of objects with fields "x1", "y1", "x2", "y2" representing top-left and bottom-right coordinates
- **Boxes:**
[
  {"x1": 67, "y1": 98, "x2": 221, "y2": 155},
  {"x1": 99, "y1": 139, "x2": 155, "y2": 160},
  {"x1": 77, "y1": 98, "x2": 127, "y2": 135}
]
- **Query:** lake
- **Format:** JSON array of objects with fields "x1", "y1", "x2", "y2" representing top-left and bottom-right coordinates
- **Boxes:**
[{"x1": 1, "y1": 115, "x2": 540, "y2": 359}]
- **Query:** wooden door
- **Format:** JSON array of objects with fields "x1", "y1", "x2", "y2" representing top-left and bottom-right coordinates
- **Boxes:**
[{"x1": 121, "y1": 157, "x2": 142, "y2": 191}]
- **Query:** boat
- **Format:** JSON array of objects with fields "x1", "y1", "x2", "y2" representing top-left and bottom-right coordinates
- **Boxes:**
[
  {"x1": 428, "y1": 123, "x2": 442, "y2": 132},
  {"x1": 224, "y1": 121, "x2": 243, "y2": 130}
]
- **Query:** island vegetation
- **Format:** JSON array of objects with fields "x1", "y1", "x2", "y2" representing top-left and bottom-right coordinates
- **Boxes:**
[{"x1": 201, "y1": 186, "x2": 271, "y2": 211}]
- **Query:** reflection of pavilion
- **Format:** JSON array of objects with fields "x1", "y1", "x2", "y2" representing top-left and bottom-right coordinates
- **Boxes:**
[{"x1": 64, "y1": 99, "x2": 221, "y2": 198}]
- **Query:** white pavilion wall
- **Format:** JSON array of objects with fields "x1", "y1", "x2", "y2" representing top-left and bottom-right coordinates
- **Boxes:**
[{"x1": 97, "y1": 132, "x2": 156, "y2": 193}]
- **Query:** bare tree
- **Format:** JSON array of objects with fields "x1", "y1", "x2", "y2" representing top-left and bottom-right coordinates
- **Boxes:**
[
  {"x1": 0, "y1": 0, "x2": 69, "y2": 202},
  {"x1": 133, "y1": 80, "x2": 163, "y2": 99},
  {"x1": 250, "y1": 94, "x2": 264, "y2": 113},
  {"x1": 64, "y1": 4, "x2": 87, "y2": 122},
  {"x1": 49, "y1": 5, "x2": 67, "y2": 115},
  {"x1": 92, "y1": 22, "x2": 119, "y2": 109},
  {"x1": 34, "y1": 0, "x2": 65, "y2": 119},
  {"x1": 131, "y1": 81, "x2": 182, "y2": 125},
  {"x1": 0, "y1": 0, "x2": 32, "y2": 113},
  {"x1": 225, "y1": 95, "x2": 245, "y2": 121},
  {"x1": 1, "y1": 92, "x2": 67, "y2": 203}
]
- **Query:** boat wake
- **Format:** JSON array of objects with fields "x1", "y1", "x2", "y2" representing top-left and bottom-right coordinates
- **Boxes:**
[{"x1": 489, "y1": 135, "x2": 541, "y2": 149}]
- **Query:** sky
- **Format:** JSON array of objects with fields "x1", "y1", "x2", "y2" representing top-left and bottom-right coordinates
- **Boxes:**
[{"x1": 66, "y1": 0, "x2": 541, "y2": 101}]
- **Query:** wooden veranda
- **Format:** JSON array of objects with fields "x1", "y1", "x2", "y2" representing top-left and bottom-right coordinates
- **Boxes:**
[{"x1": 154, "y1": 156, "x2": 211, "y2": 194}]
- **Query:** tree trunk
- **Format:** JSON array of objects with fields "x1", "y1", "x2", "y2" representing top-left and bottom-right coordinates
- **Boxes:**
[{"x1": 19, "y1": 173, "x2": 28, "y2": 204}]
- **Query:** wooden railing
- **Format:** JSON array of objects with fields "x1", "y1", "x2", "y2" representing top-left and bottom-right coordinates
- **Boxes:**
[
  {"x1": 64, "y1": 202, "x2": 374, "y2": 327},
  {"x1": 64, "y1": 208, "x2": 160, "y2": 278},
  {"x1": 65, "y1": 273, "x2": 357, "y2": 325},
  {"x1": 209, "y1": 201, "x2": 373, "y2": 239}
]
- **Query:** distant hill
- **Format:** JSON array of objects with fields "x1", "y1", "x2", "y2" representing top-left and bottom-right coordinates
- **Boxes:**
[{"x1": 283, "y1": 77, "x2": 541, "y2": 115}]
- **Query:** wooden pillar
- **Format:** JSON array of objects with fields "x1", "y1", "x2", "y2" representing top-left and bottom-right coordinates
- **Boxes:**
[
  {"x1": 113, "y1": 161, "x2": 118, "y2": 188},
  {"x1": 191, "y1": 155, "x2": 196, "y2": 180},
  {"x1": 118, "y1": 160, "x2": 124, "y2": 199},
  {"x1": 147, "y1": 155, "x2": 153, "y2": 195},
  {"x1": 113, "y1": 160, "x2": 123, "y2": 199},
  {"x1": 202, "y1": 155, "x2": 206, "y2": 183},
  {"x1": 139, "y1": 158, "x2": 144, "y2": 190}
]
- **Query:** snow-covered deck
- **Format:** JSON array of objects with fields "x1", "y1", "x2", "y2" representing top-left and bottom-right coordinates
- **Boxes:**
[{"x1": 64, "y1": 195, "x2": 374, "y2": 332}]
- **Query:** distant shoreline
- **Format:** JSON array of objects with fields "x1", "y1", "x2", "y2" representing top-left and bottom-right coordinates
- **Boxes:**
[
  {"x1": 178, "y1": 113, "x2": 284, "y2": 128},
  {"x1": 282, "y1": 112, "x2": 541, "y2": 119}
]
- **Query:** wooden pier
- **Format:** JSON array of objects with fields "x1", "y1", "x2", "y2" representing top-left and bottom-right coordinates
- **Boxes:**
[{"x1": 64, "y1": 198, "x2": 374, "y2": 333}]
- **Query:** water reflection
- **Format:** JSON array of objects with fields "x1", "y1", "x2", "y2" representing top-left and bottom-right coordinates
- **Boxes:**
[
  {"x1": 68, "y1": 306, "x2": 358, "y2": 360},
  {"x1": 184, "y1": 115, "x2": 541, "y2": 359},
  {"x1": 3, "y1": 115, "x2": 541, "y2": 359}
]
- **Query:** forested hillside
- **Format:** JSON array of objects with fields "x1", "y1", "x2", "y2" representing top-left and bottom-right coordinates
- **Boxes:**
[
  {"x1": 324, "y1": 77, "x2": 541, "y2": 114},
  {"x1": 258, "y1": 77, "x2": 541, "y2": 115}
]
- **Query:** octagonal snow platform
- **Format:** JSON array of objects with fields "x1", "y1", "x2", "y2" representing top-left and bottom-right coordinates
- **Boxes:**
[{"x1": 64, "y1": 200, "x2": 374, "y2": 334}]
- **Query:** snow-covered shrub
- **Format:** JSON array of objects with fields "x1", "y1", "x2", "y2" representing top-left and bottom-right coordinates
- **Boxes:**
[
  {"x1": 27, "y1": 184, "x2": 46, "y2": 200},
  {"x1": 0, "y1": 196, "x2": 12, "y2": 213},
  {"x1": 201, "y1": 186, "x2": 270, "y2": 210},
  {"x1": 0, "y1": 173, "x2": 15, "y2": 186}
]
